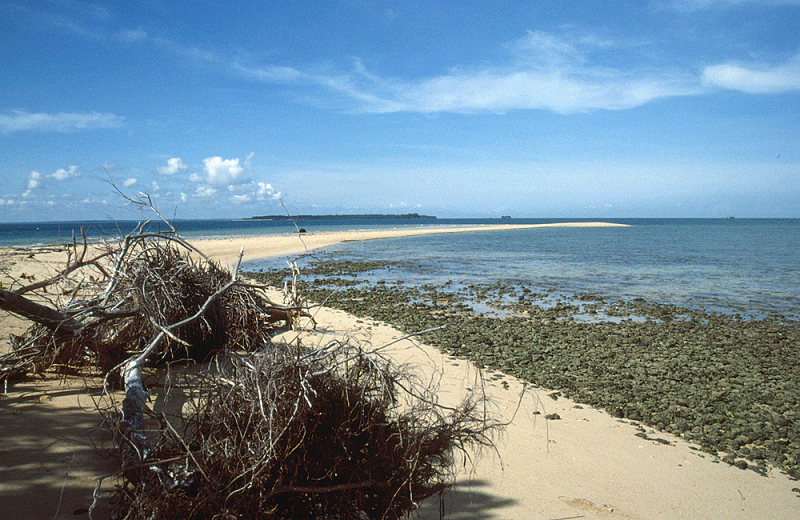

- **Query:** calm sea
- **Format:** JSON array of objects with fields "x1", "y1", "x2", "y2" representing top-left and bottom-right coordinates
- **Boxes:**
[{"x1": 2, "y1": 218, "x2": 798, "y2": 320}]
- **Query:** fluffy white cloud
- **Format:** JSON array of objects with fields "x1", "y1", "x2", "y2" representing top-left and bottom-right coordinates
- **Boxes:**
[
  {"x1": 158, "y1": 157, "x2": 188, "y2": 175},
  {"x1": 222, "y1": 181, "x2": 282, "y2": 204},
  {"x1": 27, "y1": 171, "x2": 41, "y2": 190},
  {"x1": 123, "y1": 178, "x2": 137, "y2": 187},
  {"x1": 151, "y1": 181, "x2": 161, "y2": 191},
  {"x1": 50, "y1": 165, "x2": 79, "y2": 181},
  {"x1": 0, "y1": 110, "x2": 124, "y2": 133},
  {"x1": 203, "y1": 156, "x2": 244, "y2": 185},
  {"x1": 256, "y1": 182, "x2": 282, "y2": 201},
  {"x1": 703, "y1": 54, "x2": 800, "y2": 93}
]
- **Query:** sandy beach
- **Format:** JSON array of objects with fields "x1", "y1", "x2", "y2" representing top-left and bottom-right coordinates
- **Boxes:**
[
  {"x1": 192, "y1": 221, "x2": 630, "y2": 264},
  {"x1": 2, "y1": 223, "x2": 799, "y2": 519}
]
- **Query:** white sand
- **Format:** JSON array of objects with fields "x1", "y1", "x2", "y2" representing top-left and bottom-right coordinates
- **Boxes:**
[
  {"x1": 288, "y1": 303, "x2": 800, "y2": 519},
  {"x1": 194, "y1": 222, "x2": 630, "y2": 264}
]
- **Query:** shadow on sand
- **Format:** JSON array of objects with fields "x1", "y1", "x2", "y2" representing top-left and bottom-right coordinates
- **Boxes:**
[
  {"x1": 0, "y1": 379, "x2": 117, "y2": 519},
  {"x1": 412, "y1": 479, "x2": 518, "y2": 519}
]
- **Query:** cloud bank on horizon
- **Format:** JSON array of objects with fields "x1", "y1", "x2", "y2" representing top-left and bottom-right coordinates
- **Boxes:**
[{"x1": 1, "y1": 0, "x2": 798, "y2": 220}]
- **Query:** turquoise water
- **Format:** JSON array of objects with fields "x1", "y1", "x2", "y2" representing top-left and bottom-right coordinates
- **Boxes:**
[{"x1": 2, "y1": 218, "x2": 798, "y2": 320}]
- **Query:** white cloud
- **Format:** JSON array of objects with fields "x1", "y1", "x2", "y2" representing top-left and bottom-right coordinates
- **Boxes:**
[
  {"x1": 158, "y1": 157, "x2": 188, "y2": 175},
  {"x1": 123, "y1": 178, "x2": 137, "y2": 187},
  {"x1": 203, "y1": 156, "x2": 244, "y2": 185},
  {"x1": 231, "y1": 31, "x2": 703, "y2": 114},
  {"x1": 703, "y1": 53, "x2": 800, "y2": 93},
  {"x1": 376, "y1": 69, "x2": 697, "y2": 114},
  {"x1": 27, "y1": 171, "x2": 41, "y2": 190},
  {"x1": 256, "y1": 182, "x2": 282, "y2": 200},
  {"x1": 232, "y1": 62, "x2": 305, "y2": 83},
  {"x1": 151, "y1": 181, "x2": 161, "y2": 191},
  {"x1": 222, "y1": 181, "x2": 282, "y2": 204},
  {"x1": 0, "y1": 110, "x2": 124, "y2": 133},
  {"x1": 50, "y1": 165, "x2": 79, "y2": 181},
  {"x1": 195, "y1": 186, "x2": 218, "y2": 198},
  {"x1": 180, "y1": 193, "x2": 187, "y2": 203},
  {"x1": 301, "y1": 32, "x2": 700, "y2": 114}
]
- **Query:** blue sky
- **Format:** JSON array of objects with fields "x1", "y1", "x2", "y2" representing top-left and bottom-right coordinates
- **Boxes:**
[{"x1": 1, "y1": 0, "x2": 798, "y2": 221}]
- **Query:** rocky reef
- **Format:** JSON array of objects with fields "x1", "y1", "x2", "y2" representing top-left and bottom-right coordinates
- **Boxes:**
[{"x1": 245, "y1": 260, "x2": 800, "y2": 480}]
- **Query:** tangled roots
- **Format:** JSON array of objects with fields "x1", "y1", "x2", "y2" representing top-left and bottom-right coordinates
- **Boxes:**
[{"x1": 113, "y1": 341, "x2": 496, "y2": 519}]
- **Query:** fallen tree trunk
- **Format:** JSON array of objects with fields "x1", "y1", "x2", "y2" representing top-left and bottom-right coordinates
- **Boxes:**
[{"x1": 0, "y1": 290, "x2": 82, "y2": 333}]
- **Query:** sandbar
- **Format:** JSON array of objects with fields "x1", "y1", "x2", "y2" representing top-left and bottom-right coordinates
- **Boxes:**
[{"x1": 195, "y1": 221, "x2": 629, "y2": 264}]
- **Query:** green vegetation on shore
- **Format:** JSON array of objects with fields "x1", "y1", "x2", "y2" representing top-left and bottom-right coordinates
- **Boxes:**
[
  {"x1": 245, "y1": 261, "x2": 800, "y2": 480},
  {"x1": 248, "y1": 213, "x2": 436, "y2": 220}
]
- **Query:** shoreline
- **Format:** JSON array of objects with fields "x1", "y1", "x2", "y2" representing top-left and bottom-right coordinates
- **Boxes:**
[
  {"x1": 253, "y1": 262, "x2": 800, "y2": 479},
  {"x1": 192, "y1": 221, "x2": 629, "y2": 263}
]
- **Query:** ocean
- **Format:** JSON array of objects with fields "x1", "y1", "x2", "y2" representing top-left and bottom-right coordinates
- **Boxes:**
[{"x1": 2, "y1": 218, "x2": 798, "y2": 320}]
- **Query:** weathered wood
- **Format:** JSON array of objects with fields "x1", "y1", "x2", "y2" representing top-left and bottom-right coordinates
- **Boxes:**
[
  {"x1": 0, "y1": 290, "x2": 81, "y2": 333},
  {"x1": 120, "y1": 359, "x2": 151, "y2": 468}
]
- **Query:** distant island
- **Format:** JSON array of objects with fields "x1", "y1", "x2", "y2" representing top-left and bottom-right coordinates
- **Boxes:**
[{"x1": 248, "y1": 213, "x2": 437, "y2": 221}]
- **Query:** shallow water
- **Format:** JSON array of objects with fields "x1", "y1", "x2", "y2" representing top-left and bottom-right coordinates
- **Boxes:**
[
  {"x1": 3, "y1": 218, "x2": 797, "y2": 320},
  {"x1": 247, "y1": 219, "x2": 800, "y2": 320}
]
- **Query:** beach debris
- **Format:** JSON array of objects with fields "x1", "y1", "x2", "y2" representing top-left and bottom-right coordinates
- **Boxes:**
[
  {"x1": 0, "y1": 221, "x2": 306, "y2": 381},
  {"x1": 2, "y1": 209, "x2": 499, "y2": 519},
  {"x1": 105, "y1": 339, "x2": 496, "y2": 520}
]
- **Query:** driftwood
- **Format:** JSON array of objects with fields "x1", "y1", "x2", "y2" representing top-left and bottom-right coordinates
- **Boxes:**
[
  {"x1": 0, "y1": 223, "x2": 304, "y2": 381},
  {"x1": 0, "y1": 290, "x2": 82, "y2": 333},
  {"x1": 2, "y1": 211, "x2": 498, "y2": 520},
  {"x1": 106, "y1": 340, "x2": 497, "y2": 520}
]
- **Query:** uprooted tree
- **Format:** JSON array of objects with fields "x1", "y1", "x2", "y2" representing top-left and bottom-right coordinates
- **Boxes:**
[{"x1": 0, "y1": 215, "x2": 497, "y2": 519}]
